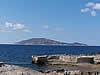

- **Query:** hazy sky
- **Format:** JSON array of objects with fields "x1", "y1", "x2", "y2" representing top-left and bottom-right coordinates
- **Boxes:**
[{"x1": 0, "y1": 0, "x2": 100, "y2": 45}]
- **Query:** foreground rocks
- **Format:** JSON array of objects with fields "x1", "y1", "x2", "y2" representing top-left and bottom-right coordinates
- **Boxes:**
[
  {"x1": 31, "y1": 54, "x2": 100, "y2": 75},
  {"x1": 1, "y1": 63, "x2": 100, "y2": 75},
  {"x1": 0, "y1": 64, "x2": 66, "y2": 75},
  {"x1": 0, "y1": 64, "x2": 43, "y2": 75}
]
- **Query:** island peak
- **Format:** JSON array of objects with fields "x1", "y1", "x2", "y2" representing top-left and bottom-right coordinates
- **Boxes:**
[{"x1": 15, "y1": 38, "x2": 88, "y2": 46}]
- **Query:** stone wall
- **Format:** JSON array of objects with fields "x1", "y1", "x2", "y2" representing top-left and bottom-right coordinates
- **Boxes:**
[
  {"x1": 32, "y1": 54, "x2": 100, "y2": 64},
  {"x1": 59, "y1": 55, "x2": 78, "y2": 63}
]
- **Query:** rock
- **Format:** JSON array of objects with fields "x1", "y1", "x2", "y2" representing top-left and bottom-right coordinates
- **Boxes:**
[
  {"x1": 0, "y1": 64, "x2": 46, "y2": 75},
  {"x1": 32, "y1": 55, "x2": 47, "y2": 64},
  {"x1": 0, "y1": 62, "x2": 4, "y2": 67},
  {"x1": 1, "y1": 64, "x2": 100, "y2": 75},
  {"x1": 32, "y1": 54, "x2": 100, "y2": 65},
  {"x1": 0, "y1": 64, "x2": 65, "y2": 75}
]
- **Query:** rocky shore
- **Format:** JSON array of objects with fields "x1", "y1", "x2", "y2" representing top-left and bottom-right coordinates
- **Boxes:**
[
  {"x1": 1, "y1": 54, "x2": 100, "y2": 75},
  {"x1": 31, "y1": 54, "x2": 100, "y2": 75},
  {"x1": 0, "y1": 63, "x2": 65, "y2": 75},
  {"x1": 3, "y1": 63, "x2": 100, "y2": 75},
  {"x1": 0, "y1": 64, "x2": 43, "y2": 75}
]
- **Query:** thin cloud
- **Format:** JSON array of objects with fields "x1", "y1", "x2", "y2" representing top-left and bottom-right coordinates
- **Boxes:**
[
  {"x1": 5, "y1": 22, "x2": 13, "y2": 28},
  {"x1": 81, "y1": 8, "x2": 90, "y2": 13},
  {"x1": 5, "y1": 22, "x2": 25, "y2": 30},
  {"x1": 43, "y1": 25, "x2": 49, "y2": 29},
  {"x1": 81, "y1": 2, "x2": 100, "y2": 16},
  {"x1": 91, "y1": 11, "x2": 97, "y2": 16},
  {"x1": 93, "y1": 3, "x2": 100, "y2": 10},
  {"x1": 0, "y1": 22, "x2": 32, "y2": 33},
  {"x1": 86, "y1": 2, "x2": 95, "y2": 7},
  {"x1": 23, "y1": 29, "x2": 32, "y2": 32}
]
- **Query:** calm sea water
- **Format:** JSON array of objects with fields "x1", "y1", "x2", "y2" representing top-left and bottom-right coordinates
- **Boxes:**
[{"x1": 0, "y1": 44, "x2": 100, "y2": 69}]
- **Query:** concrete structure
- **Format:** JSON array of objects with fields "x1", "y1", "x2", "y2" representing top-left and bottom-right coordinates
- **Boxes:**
[
  {"x1": 77, "y1": 57, "x2": 94, "y2": 64},
  {"x1": 32, "y1": 55, "x2": 47, "y2": 64},
  {"x1": 32, "y1": 54, "x2": 98, "y2": 64},
  {"x1": 59, "y1": 55, "x2": 78, "y2": 63},
  {"x1": 31, "y1": 54, "x2": 100, "y2": 75}
]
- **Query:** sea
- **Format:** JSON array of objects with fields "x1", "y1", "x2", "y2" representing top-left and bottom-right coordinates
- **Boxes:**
[{"x1": 0, "y1": 44, "x2": 100, "y2": 70}]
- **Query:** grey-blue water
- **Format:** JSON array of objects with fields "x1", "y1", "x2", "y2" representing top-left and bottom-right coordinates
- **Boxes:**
[{"x1": 0, "y1": 44, "x2": 100, "y2": 69}]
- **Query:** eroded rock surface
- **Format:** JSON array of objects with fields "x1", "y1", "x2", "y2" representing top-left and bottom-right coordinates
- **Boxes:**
[
  {"x1": 0, "y1": 64, "x2": 65, "y2": 75},
  {"x1": 0, "y1": 64, "x2": 45, "y2": 75}
]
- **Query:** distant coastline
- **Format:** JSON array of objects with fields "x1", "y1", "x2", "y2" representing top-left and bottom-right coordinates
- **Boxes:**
[{"x1": 15, "y1": 38, "x2": 88, "y2": 46}]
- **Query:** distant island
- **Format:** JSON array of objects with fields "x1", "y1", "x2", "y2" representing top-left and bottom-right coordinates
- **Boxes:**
[{"x1": 15, "y1": 38, "x2": 88, "y2": 46}]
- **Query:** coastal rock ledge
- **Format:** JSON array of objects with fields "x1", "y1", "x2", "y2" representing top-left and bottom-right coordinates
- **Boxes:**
[
  {"x1": 0, "y1": 63, "x2": 65, "y2": 75},
  {"x1": 31, "y1": 54, "x2": 100, "y2": 75},
  {"x1": 0, "y1": 64, "x2": 45, "y2": 75}
]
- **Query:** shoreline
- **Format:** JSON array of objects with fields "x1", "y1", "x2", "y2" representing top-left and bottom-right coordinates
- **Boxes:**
[
  {"x1": 1, "y1": 63, "x2": 100, "y2": 75},
  {"x1": 31, "y1": 54, "x2": 100, "y2": 74},
  {"x1": 0, "y1": 63, "x2": 45, "y2": 75},
  {"x1": 1, "y1": 53, "x2": 100, "y2": 75}
]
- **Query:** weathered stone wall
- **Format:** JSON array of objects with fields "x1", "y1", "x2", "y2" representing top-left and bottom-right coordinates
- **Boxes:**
[
  {"x1": 32, "y1": 55, "x2": 48, "y2": 64},
  {"x1": 59, "y1": 55, "x2": 78, "y2": 63},
  {"x1": 32, "y1": 54, "x2": 100, "y2": 64},
  {"x1": 32, "y1": 55, "x2": 79, "y2": 64},
  {"x1": 94, "y1": 55, "x2": 100, "y2": 64}
]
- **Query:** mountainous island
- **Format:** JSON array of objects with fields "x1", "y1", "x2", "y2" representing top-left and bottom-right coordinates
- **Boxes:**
[{"x1": 15, "y1": 38, "x2": 88, "y2": 46}]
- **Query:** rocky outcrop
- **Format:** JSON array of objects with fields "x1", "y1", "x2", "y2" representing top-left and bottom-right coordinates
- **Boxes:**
[
  {"x1": 0, "y1": 63, "x2": 91, "y2": 75},
  {"x1": 31, "y1": 54, "x2": 100, "y2": 75},
  {"x1": 0, "y1": 64, "x2": 45, "y2": 75},
  {"x1": 32, "y1": 55, "x2": 48, "y2": 64},
  {"x1": 32, "y1": 54, "x2": 100, "y2": 65},
  {"x1": 32, "y1": 55, "x2": 63, "y2": 65}
]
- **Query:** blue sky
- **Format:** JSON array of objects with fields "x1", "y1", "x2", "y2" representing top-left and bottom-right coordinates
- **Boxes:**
[{"x1": 0, "y1": 0, "x2": 100, "y2": 45}]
